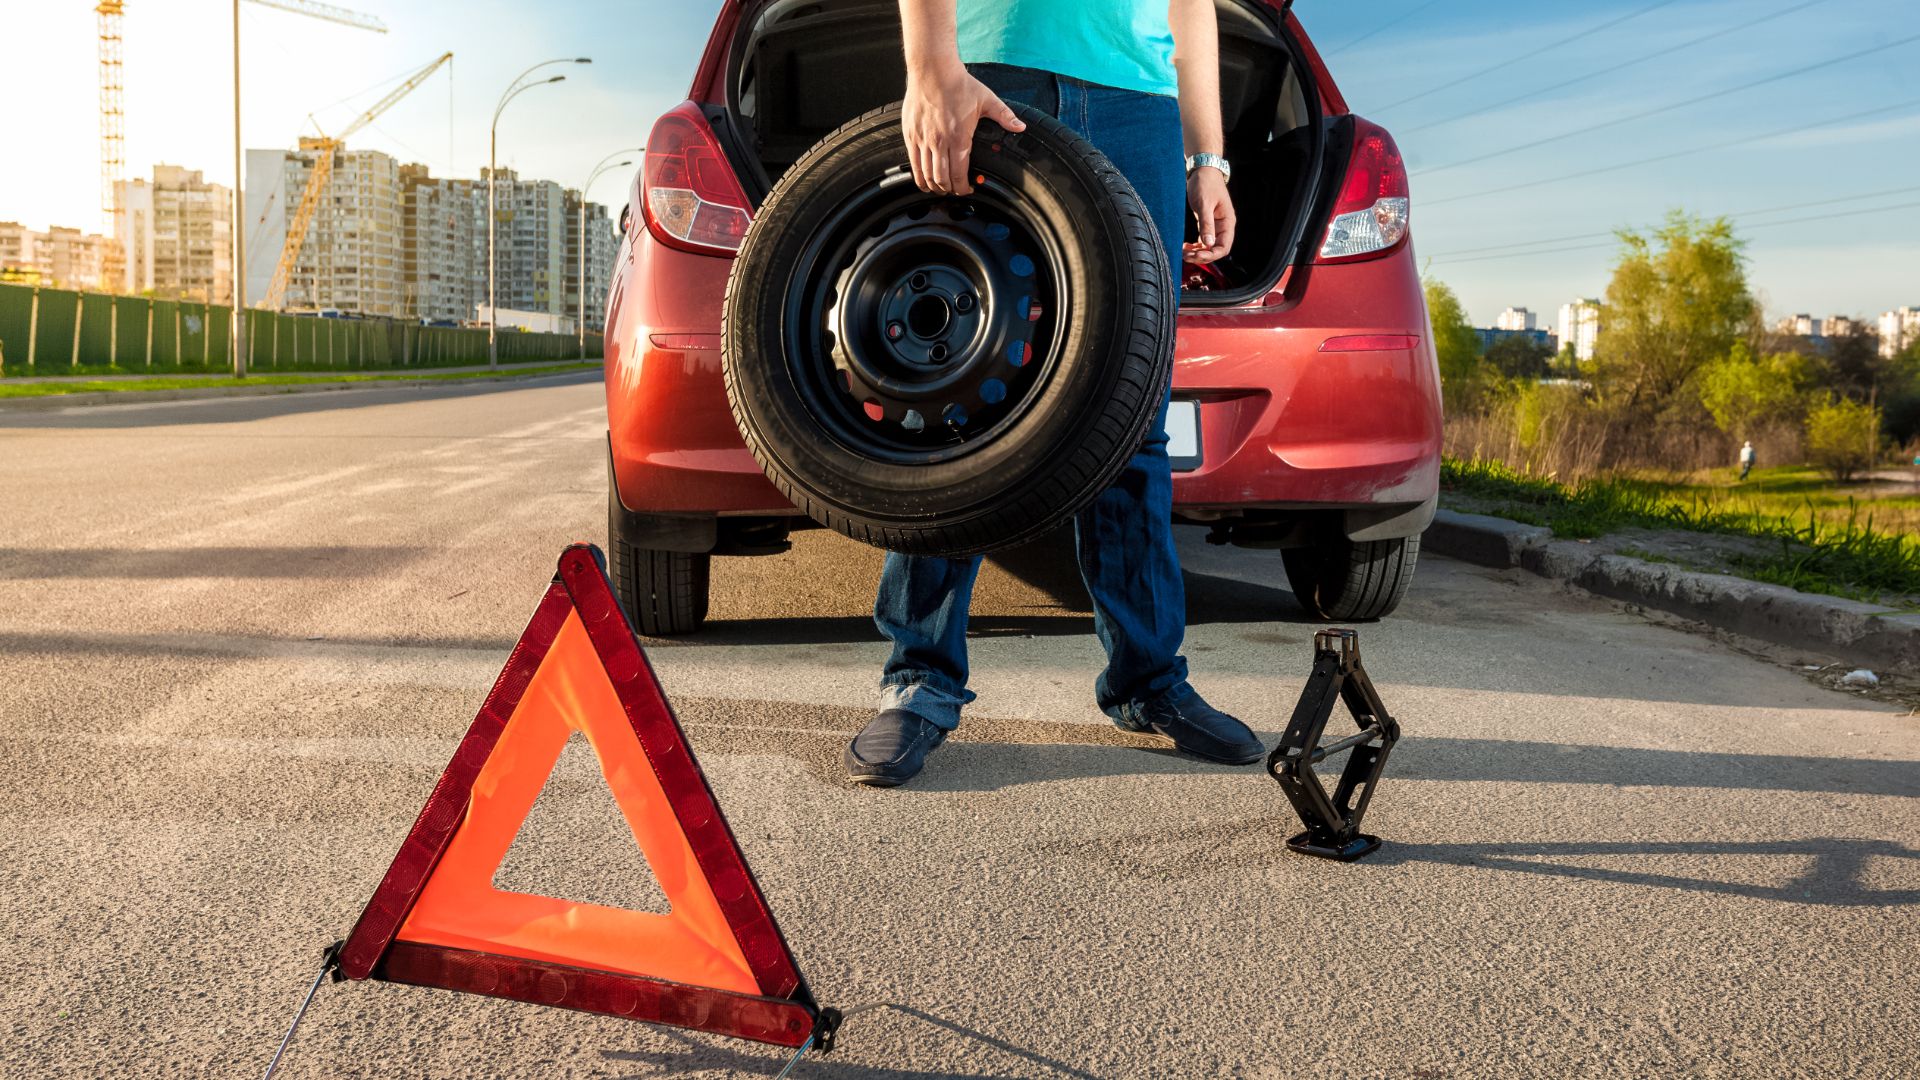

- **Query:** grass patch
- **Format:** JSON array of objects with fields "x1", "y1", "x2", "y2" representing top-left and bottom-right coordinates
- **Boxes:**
[
  {"x1": 0, "y1": 362, "x2": 597, "y2": 399},
  {"x1": 1443, "y1": 456, "x2": 1920, "y2": 603}
]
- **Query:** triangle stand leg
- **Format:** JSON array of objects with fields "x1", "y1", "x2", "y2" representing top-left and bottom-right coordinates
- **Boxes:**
[
  {"x1": 1266, "y1": 629, "x2": 1401, "y2": 862},
  {"x1": 262, "y1": 942, "x2": 342, "y2": 1080}
]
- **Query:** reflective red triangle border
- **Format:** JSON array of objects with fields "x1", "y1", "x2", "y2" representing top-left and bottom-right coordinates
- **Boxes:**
[{"x1": 335, "y1": 544, "x2": 821, "y2": 1048}]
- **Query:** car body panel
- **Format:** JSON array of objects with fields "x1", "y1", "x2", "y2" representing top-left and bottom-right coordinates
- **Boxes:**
[{"x1": 607, "y1": 0, "x2": 1438, "y2": 532}]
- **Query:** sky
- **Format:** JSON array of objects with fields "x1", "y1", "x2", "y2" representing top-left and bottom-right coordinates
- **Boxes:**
[{"x1": 1, "y1": 0, "x2": 1914, "y2": 326}]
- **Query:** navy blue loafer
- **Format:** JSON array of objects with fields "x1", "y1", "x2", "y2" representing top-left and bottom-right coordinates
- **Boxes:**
[
  {"x1": 1121, "y1": 687, "x2": 1266, "y2": 765},
  {"x1": 844, "y1": 708, "x2": 948, "y2": 787}
]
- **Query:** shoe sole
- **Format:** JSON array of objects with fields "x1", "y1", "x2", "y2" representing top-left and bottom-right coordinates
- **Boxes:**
[
  {"x1": 847, "y1": 772, "x2": 908, "y2": 787},
  {"x1": 1156, "y1": 736, "x2": 1266, "y2": 766}
]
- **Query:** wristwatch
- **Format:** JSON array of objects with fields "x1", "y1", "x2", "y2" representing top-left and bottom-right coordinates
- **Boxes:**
[{"x1": 1185, "y1": 152, "x2": 1231, "y2": 181}]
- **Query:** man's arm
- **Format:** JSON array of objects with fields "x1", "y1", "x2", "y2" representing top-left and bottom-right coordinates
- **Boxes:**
[
  {"x1": 899, "y1": 0, "x2": 1026, "y2": 195},
  {"x1": 1170, "y1": 0, "x2": 1235, "y2": 264}
]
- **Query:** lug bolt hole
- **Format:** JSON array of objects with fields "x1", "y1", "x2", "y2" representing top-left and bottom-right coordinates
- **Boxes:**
[
  {"x1": 909, "y1": 272, "x2": 930, "y2": 291},
  {"x1": 887, "y1": 322, "x2": 905, "y2": 341},
  {"x1": 955, "y1": 293, "x2": 975, "y2": 314},
  {"x1": 929, "y1": 343, "x2": 949, "y2": 362}
]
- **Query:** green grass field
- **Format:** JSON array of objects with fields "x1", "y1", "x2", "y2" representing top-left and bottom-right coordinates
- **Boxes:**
[
  {"x1": 1443, "y1": 457, "x2": 1920, "y2": 604},
  {"x1": 0, "y1": 362, "x2": 598, "y2": 399}
]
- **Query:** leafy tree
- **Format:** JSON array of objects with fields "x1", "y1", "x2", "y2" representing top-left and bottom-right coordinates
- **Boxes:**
[
  {"x1": 1424, "y1": 278, "x2": 1488, "y2": 410},
  {"x1": 1591, "y1": 212, "x2": 1756, "y2": 414},
  {"x1": 1804, "y1": 396, "x2": 1882, "y2": 482},
  {"x1": 1697, "y1": 344, "x2": 1811, "y2": 439},
  {"x1": 1817, "y1": 323, "x2": 1903, "y2": 403},
  {"x1": 1485, "y1": 334, "x2": 1553, "y2": 381}
]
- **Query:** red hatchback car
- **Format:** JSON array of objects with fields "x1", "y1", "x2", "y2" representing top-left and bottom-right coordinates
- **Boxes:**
[{"x1": 605, "y1": 0, "x2": 1442, "y2": 635}]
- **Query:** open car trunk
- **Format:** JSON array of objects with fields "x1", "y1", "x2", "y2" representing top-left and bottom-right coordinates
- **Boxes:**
[{"x1": 725, "y1": 0, "x2": 1326, "y2": 307}]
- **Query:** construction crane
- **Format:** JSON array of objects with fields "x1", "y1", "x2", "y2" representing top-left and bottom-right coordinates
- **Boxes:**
[
  {"x1": 96, "y1": 2, "x2": 126, "y2": 238},
  {"x1": 94, "y1": 2, "x2": 384, "y2": 234},
  {"x1": 245, "y1": 0, "x2": 387, "y2": 32},
  {"x1": 263, "y1": 51, "x2": 452, "y2": 310}
]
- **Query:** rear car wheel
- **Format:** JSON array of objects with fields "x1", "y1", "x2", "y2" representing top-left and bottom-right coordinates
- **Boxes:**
[
  {"x1": 722, "y1": 101, "x2": 1175, "y2": 558},
  {"x1": 609, "y1": 532, "x2": 711, "y2": 637},
  {"x1": 1283, "y1": 535, "x2": 1420, "y2": 621}
]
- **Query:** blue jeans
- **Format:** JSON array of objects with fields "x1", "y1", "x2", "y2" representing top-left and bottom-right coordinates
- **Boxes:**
[{"x1": 874, "y1": 63, "x2": 1191, "y2": 732}]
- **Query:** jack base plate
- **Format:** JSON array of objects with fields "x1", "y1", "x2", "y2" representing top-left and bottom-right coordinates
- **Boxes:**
[{"x1": 1286, "y1": 831, "x2": 1381, "y2": 862}]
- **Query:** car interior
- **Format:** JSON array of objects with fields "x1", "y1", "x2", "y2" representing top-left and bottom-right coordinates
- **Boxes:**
[{"x1": 728, "y1": 0, "x2": 1325, "y2": 305}]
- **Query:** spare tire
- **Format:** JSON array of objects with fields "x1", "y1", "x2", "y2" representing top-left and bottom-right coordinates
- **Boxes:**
[{"x1": 722, "y1": 101, "x2": 1174, "y2": 558}]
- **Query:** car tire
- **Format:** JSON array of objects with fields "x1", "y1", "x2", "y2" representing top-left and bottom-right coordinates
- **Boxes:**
[
  {"x1": 609, "y1": 536, "x2": 711, "y2": 637},
  {"x1": 1283, "y1": 535, "x2": 1420, "y2": 621},
  {"x1": 722, "y1": 101, "x2": 1175, "y2": 558}
]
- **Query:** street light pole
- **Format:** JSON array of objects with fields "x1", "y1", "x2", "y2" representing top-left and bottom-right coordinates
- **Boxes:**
[
  {"x1": 579, "y1": 150, "x2": 638, "y2": 360},
  {"x1": 487, "y1": 57, "x2": 589, "y2": 368},
  {"x1": 230, "y1": 0, "x2": 247, "y2": 376}
]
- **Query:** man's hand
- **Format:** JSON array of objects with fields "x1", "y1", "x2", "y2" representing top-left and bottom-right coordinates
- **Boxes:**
[
  {"x1": 1184, "y1": 167, "x2": 1235, "y2": 264},
  {"x1": 902, "y1": 63, "x2": 1025, "y2": 195}
]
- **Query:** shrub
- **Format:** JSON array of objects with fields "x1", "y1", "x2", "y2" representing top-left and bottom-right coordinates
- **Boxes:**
[{"x1": 1804, "y1": 396, "x2": 1882, "y2": 482}]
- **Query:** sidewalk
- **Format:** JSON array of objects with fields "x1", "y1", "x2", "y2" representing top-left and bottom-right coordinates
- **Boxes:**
[
  {"x1": 1424, "y1": 508, "x2": 1920, "y2": 675},
  {"x1": 0, "y1": 362, "x2": 600, "y2": 409},
  {"x1": 1, "y1": 362, "x2": 556, "y2": 383}
]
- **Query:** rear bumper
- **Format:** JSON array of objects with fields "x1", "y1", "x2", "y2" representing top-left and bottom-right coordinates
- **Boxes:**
[{"x1": 607, "y1": 234, "x2": 1441, "y2": 537}]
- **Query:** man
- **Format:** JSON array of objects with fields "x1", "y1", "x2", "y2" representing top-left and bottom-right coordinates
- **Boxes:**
[
  {"x1": 1739, "y1": 440, "x2": 1756, "y2": 482},
  {"x1": 845, "y1": 0, "x2": 1264, "y2": 786}
]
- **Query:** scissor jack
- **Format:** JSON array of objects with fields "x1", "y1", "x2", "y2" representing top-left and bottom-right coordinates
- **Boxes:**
[{"x1": 1267, "y1": 629, "x2": 1400, "y2": 862}]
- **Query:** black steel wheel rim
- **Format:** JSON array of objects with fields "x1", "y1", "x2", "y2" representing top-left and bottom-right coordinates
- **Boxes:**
[{"x1": 780, "y1": 173, "x2": 1069, "y2": 464}]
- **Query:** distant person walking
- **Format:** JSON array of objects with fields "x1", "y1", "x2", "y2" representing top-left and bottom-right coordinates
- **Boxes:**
[{"x1": 1738, "y1": 440, "x2": 1756, "y2": 482}]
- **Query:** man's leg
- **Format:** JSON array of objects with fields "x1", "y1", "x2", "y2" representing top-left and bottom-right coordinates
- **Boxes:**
[
  {"x1": 852, "y1": 64, "x2": 1063, "y2": 786},
  {"x1": 1063, "y1": 78, "x2": 1263, "y2": 763}
]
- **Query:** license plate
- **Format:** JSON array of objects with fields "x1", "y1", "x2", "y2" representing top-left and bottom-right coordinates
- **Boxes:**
[{"x1": 1166, "y1": 399, "x2": 1201, "y2": 471}]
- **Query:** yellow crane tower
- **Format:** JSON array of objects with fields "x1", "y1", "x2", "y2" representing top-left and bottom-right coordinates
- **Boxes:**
[
  {"x1": 262, "y1": 51, "x2": 453, "y2": 311},
  {"x1": 96, "y1": 2, "x2": 126, "y2": 238}
]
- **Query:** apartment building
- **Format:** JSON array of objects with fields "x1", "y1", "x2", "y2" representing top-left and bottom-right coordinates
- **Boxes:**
[
  {"x1": 562, "y1": 189, "x2": 618, "y2": 333},
  {"x1": 0, "y1": 222, "x2": 37, "y2": 283},
  {"x1": 116, "y1": 164, "x2": 233, "y2": 304},
  {"x1": 400, "y1": 164, "x2": 486, "y2": 323},
  {"x1": 1557, "y1": 299, "x2": 1601, "y2": 362},
  {"x1": 482, "y1": 168, "x2": 568, "y2": 319},
  {"x1": 1880, "y1": 306, "x2": 1920, "y2": 359},
  {"x1": 245, "y1": 141, "x2": 405, "y2": 317},
  {"x1": 1495, "y1": 306, "x2": 1536, "y2": 332},
  {"x1": 0, "y1": 222, "x2": 119, "y2": 291}
]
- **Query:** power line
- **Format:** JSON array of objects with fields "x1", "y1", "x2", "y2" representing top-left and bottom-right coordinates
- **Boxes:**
[
  {"x1": 1422, "y1": 97, "x2": 1920, "y2": 207},
  {"x1": 1401, "y1": 0, "x2": 1830, "y2": 136},
  {"x1": 1373, "y1": 0, "x2": 1682, "y2": 114},
  {"x1": 1427, "y1": 184, "x2": 1920, "y2": 260},
  {"x1": 1427, "y1": 200, "x2": 1920, "y2": 265},
  {"x1": 1325, "y1": 0, "x2": 1448, "y2": 57},
  {"x1": 1415, "y1": 32, "x2": 1920, "y2": 177}
]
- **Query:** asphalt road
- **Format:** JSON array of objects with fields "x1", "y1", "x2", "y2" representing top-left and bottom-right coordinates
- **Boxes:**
[{"x1": 3, "y1": 374, "x2": 1916, "y2": 1079}]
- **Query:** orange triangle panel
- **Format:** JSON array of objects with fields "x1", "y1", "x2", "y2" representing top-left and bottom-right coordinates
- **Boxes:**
[{"x1": 336, "y1": 545, "x2": 818, "y2": 1047}]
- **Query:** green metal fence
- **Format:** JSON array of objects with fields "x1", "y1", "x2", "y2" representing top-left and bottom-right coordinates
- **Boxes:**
[{"x1": 0, "y1": 282, "x2": 601, "y2": 375}]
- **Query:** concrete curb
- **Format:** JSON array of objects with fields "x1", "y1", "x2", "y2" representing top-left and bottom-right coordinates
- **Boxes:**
[
  {"x1": 1424, "y1": 508, "x2": 1920, "y2": 674},
  {"x1": 0, "y1": 366, "x2": 599, "y2": 410}
]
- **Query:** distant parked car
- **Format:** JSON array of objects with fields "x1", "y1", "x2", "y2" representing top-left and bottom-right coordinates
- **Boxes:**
[{"x1": 603, "y1": 0, "x2": 1442, "y2": 635}]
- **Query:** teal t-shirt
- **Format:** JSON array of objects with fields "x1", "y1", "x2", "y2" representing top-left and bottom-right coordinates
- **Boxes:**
[{"x1": 956, "y1": 0, "x2": 1178, "y2": 98}]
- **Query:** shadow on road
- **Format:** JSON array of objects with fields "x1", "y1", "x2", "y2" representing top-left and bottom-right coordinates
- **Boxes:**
[
  {"x1": 602, "y1": 1003, "x2": 1103, "y2": 1078},
  {"x1": 0, "y1": 545, "x2": 420, "y2": 579},
  {"x1": 1370, "y1": 837, "x2": 1920, "y2": 907},
  {"x1": 680, "y1": 527, "x2": 1304, "y2": 648},
  {"x1": 901, "y1": 734, "x2": 1920, "y2": 799}
]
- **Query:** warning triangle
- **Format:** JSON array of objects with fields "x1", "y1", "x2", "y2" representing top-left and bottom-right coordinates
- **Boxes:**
[{"x1": 336, "y1": 544, "x2": 820, "y2": 1048}]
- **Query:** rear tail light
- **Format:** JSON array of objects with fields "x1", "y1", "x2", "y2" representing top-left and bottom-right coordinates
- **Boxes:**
[
  {"x1": 643, "y1": 102, "x2": 753, "y2": 255},
  {"x1": 1317, "y1": 119, "x2": 1409, "y2": 263}
]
